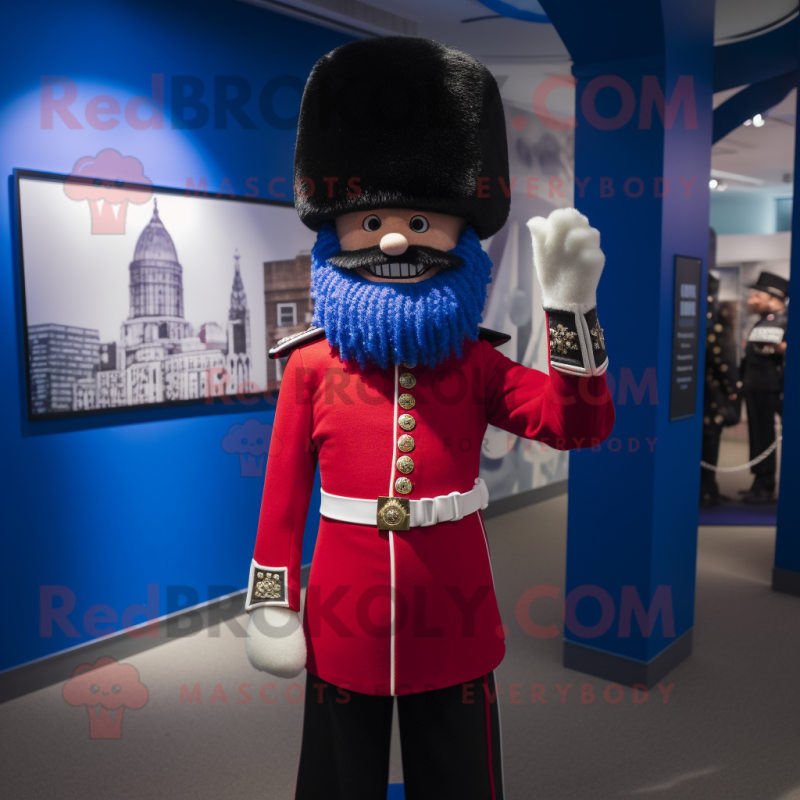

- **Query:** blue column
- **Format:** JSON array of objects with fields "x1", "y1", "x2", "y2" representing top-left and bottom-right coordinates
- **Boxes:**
[
  {"x1": 539, "y1": 0, "x2": 715, "y2": 685},
  {"x1": 773, "y1": 28, "x2": 800, "y2": 597}
]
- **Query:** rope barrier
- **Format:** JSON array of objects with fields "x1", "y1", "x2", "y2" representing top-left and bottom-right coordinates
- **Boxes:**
[{"x1": 701, "y1": 433, "x2": 782, "y2": 473}]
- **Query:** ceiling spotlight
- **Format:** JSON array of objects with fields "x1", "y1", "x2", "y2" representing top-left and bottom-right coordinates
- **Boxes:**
[
  {"x1": 709, "y1": 178, "x2": 718, "y2": 189},
  {"x1": 744, "y1": 118, "x2": 752, "y2": 126},
  {"x1": 752, "y1": 114, "x2": 766, "y2": 127}
]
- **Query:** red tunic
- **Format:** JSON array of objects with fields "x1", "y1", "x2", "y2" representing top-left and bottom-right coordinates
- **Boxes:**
[{"x1": 252, "y1": 334, "x2": 615, "y2": 695}]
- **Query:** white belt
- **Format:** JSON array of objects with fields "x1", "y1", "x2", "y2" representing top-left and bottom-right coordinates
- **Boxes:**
[{"x1": 320, "y1": 478, "x2": 490, "y2": 529}]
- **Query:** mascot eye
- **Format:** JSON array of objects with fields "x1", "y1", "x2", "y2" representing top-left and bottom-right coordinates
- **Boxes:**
[
  {"x1": 409, "y1": 215, "x2": 429, "y2": 233},
  {"x1": 363, "y1": 215, "x2": 382, "y2": 232},
  {"x1": 90, "y1": 684, "x2": 100, "y2": 694},
  {"x1": 111, "y1": 684, "x2": 121, "y2": 694}
]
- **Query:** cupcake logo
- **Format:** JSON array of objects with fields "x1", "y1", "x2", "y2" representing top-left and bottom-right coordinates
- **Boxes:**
[
  {"x1": 63, "y1": 656, "x2": 148, "y2": 739},
  {"x1": 65, "y1": 149, "x2": 152, "y2": 234},
  {"x1": 221, "y1": 418, "x2": 277, "y2": 477}
]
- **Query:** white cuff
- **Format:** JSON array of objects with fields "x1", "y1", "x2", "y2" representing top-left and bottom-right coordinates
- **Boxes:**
[{"x1": 245, "y1": 560, "x2": 290, "y2": 612}]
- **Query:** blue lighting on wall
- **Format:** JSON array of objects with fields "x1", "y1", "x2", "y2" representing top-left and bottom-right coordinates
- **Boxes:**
[{"x1": 0, "y1": 0, "x2": 349, "y2": 673}]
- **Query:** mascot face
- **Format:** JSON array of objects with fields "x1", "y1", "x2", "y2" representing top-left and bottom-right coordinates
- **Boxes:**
[
  {"x1": 335, "y1": 208, "x2": 465, "y2": 283},
  {"x1": 747, "y1": 289, "x2": 784, "y2": 314},
  {"x1": 310, "y1": 210, "x2": 493, "y2": 370}
]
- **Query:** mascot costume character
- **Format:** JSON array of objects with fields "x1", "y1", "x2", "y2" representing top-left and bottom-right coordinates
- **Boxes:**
[{"x1": 244, "y1": 36, "x2": 615, "y2": 800}]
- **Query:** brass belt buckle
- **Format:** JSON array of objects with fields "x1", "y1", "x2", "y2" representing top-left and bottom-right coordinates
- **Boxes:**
[{"x1": 376, "y1": 496, "x2": 411, "y2": 531}]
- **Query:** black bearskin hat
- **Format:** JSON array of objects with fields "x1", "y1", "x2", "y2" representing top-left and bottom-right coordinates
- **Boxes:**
[{"x1": 294, "y1": 37, "x2": 510, "y2": 240}]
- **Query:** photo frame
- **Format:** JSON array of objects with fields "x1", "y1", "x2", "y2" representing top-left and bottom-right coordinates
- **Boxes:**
[{"x1": 15, "y1": 168, "x2": 317, "y2": 421}]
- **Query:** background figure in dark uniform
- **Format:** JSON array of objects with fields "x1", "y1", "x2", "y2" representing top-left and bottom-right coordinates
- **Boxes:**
[
  {"x1": 701, "y1": 272, "x2": 740, "y2": 506},
  {"x1": 741, "y1": 271, "x2": 789, "y2": 504}
]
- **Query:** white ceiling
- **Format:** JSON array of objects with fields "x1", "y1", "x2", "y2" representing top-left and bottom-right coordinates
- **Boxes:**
[
  {"x1": 251, "y1": 0, "x2": 799, "y2": 54},
  {"x1": 249, "y1": 0, "x2": 798, "y2": 194},
  {"x1": 714, "y1": 0, "x2": 797, "y2": 41},
  {"x1": 713, "y1": 88, "x2": 796, "y2": 194},
  {"x1": 712, "y1": 0, "x2": 798, "y2": 195}
]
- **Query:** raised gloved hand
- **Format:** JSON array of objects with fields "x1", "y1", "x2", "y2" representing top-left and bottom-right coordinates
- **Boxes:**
[
  {"x1": 527, "y1": 207, "x2": 605, "y2": 313},
  {"x1": 526, "y1": 208, "x2": 608, "y2": 376},
  {"x1": 246, "y1": 606, "x2": 307, "y2": 678}
]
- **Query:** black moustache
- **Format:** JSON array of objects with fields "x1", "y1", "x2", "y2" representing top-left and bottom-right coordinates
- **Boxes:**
[{"x1": 328, "y1": 245, "x2": 463, "y2": 271}]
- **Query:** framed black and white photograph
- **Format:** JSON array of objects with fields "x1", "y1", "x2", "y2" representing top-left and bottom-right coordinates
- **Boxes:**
[{"x1": 16, "y1": 167, "x2": 317, "y2": 420}]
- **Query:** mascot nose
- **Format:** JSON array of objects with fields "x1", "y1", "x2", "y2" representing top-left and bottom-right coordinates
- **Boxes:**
[{"x1": 380, "y1": 233, "x2": 408, "y2": 256}]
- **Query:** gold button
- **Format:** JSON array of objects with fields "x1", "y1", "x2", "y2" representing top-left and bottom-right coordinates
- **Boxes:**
[
  {"x1": 396, "y1": 455, "x2": 414, "y2": 474},
  {"x1": 397, "y1": 434, "x2": 415, "y2": 453},
  {"x1": 399, "y1": 372, "x2": 416, "y2": 389},
  {"x1": 395, "y1": 476, "x2": 413, "y2": 495},
  {"x1": 398, "y1": 414, "x2": 416, "y2": 431},
  {"x1": 398, "y1": 393, "x2": 415, "y2": 410}
]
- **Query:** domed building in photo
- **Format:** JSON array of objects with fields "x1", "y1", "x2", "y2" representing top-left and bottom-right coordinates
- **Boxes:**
[{"x1": 73, "y1": 200, "x2": 251, "y2": 410}]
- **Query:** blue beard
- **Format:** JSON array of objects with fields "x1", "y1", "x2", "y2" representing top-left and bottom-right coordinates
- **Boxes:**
[{"x1": 310, "y1": 223, "x2": 493, "y2": 369}]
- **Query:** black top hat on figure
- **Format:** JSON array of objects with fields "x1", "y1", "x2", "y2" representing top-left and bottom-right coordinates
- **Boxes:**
[
  {"x1": 749, "y1": 271, "x2": 789, "y2": 300},
  {"x1": 293, "y1": 37, "x2": 510, "y2": 240}
]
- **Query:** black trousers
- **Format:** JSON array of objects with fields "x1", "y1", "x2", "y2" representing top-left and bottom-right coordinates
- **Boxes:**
[
  {"x1": 744, "y1": 391, "x2": 783, "y2": 488},
  {"x1": 295, "y1": 671, "x2": 504, "y2": 800},
  {"x1": 700, "y1": 426, "x2": 722, "y2": 493}
]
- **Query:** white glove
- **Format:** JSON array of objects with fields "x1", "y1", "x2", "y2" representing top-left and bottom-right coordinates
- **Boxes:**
[
  {"x1": 527, "y1": 208, "x2": 605, "y2": 313},
  {"x1": 246, "y1": 606, "x2": 307, "y2": 678}
]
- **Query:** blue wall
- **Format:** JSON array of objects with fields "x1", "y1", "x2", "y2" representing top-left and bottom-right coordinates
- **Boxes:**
[
  {"x1": 0, "y1": 0, "x2": 345, "y2": 672},
  {"x1": 776, "y1": 196, "x2": 793, "y2": 232}
]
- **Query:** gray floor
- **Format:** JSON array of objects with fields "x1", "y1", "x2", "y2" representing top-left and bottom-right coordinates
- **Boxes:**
[{"x1": 2, "y1": 492, "x2": 799, "y2": 799}]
